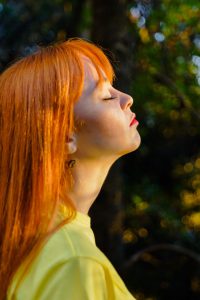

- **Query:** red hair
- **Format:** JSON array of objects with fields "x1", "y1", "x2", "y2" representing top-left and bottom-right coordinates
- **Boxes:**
[{"x1": 0, "y1": 38, "x2": 115, "y2": 299}]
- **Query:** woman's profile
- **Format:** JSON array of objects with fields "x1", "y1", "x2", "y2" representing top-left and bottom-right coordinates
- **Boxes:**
[{"x1": 0, "y1": 38, "x2": 141, "y2": 300}]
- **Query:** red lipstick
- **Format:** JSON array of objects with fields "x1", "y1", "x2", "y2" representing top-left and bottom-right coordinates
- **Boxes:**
[{"x1": 130, "y1": 115, "x2": 139, "y2": 126}]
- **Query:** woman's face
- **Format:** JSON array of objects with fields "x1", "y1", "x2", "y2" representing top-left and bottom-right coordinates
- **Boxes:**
[{"x1": 73, "y1": 57, "x2": 141, "y2": 161}]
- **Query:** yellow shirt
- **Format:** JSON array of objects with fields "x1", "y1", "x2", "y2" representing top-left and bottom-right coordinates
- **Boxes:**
[{"x1": 7, "y1": 211, "x2": 136, "y2": 300}]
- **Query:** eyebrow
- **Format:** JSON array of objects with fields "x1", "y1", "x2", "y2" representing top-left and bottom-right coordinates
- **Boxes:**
[{"x1": 95, "y1": 77, "x2": 109, "y2": 88}]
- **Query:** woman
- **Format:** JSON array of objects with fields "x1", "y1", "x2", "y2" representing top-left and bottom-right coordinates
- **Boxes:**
[{"x1": 0, "y1": 38, "x2": 140, "y2": 300}]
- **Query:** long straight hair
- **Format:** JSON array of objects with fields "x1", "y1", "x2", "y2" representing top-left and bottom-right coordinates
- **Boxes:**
[{"x1": 0, "y1": 38, "x2": 115, "y2": 299}]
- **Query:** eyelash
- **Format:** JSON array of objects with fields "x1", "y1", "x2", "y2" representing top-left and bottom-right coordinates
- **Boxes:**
[{"x1": 104, "y1": 97, "x2": 117, "y2": 101}]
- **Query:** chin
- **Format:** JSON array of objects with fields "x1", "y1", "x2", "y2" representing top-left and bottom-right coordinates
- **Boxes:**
[
  {"x1": 133, "y1": 133, "x2": 141, "y2": 150},
  {"x1": 129, "y1": 131, "x2": 141, "y2": 151},
  {"x1": 121, "y1": 133, "x2": 141, "y2": 156}
]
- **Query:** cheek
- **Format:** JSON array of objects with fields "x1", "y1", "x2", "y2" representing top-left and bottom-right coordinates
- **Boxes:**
[
  {"x1": 75, "y1": 106, "x2": 140, "y2": 157},
  {"x1": 82, "y1": 110, "x2": 125, "y2": 139}
]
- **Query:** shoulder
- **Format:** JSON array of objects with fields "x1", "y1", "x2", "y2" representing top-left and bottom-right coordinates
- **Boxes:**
[
  {"x1": 8, "y1": 224, "x2": 136, "y2": 300},
  {"x1": 43, "y1": 221, "x2": 98, "y2": 261},
  {"x1": 31, "y1": 225, "x2": 133, "y2": 295},
  {"x1": 8, "y1": 222, "x2": 103, "y2": 288}
]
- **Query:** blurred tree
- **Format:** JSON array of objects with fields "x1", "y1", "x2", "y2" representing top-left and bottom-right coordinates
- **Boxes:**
[{"x1": 121, "y1": 0, "x2": 200, "y2": 298}]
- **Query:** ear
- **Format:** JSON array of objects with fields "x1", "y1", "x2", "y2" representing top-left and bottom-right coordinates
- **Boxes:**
[{"x1": 65, "y1": 134, "x2": 77, "y2": 155}]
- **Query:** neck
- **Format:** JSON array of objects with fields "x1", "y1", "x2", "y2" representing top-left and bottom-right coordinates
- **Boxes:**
[{"x1": 67, "y1": 157, "x2": 115, "y2": 215}]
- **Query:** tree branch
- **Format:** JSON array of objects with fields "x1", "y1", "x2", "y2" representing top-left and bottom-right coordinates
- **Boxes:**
[
  {"x1": 153, "y1": 72, "x2": 200, "y2": 121},
  {"x1": 123, "y1": 243, "x2": 200, "y2": 271}
]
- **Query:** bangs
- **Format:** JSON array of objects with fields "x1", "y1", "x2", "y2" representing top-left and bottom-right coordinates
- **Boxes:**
[{"x1": 65, "y1": 38, "x2": 115, "y2": 86}]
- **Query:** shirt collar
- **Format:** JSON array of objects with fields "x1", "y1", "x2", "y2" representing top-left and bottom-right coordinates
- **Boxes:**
[
  {"x1": 71, "y1": 211, "x2": 91, "y2": 228},
  {"x1": 57, "y1": 204, "x2": 91, "y2": 228}
]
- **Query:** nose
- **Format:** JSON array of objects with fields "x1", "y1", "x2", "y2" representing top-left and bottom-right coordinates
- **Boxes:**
[{"x1": 120, "y1": 92, "x2": 134, "y2": 110}]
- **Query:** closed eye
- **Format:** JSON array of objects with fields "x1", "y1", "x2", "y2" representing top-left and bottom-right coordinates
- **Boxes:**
[{"x1": 104, "y1": 97, "x2": 117, "y2": 100}]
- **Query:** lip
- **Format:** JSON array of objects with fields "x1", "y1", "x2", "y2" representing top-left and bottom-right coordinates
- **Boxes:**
[{"x1": 130, "y1": 114, "x2": 139, "y2": 126}]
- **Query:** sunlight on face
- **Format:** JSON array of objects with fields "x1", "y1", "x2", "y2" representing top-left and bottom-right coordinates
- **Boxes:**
[{"x1": 74, "y1": 56, "x2": 141, "y2": 161}]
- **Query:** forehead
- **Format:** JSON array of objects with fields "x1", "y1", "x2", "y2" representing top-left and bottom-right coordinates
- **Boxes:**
[{"x1": 82, "y1": 56, "x2": 109, "y2": 94}]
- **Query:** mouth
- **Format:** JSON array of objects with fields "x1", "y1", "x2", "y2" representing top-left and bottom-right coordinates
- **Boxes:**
[{"x1": 130, "y1": 114, "x2": 139, "y2": 127}]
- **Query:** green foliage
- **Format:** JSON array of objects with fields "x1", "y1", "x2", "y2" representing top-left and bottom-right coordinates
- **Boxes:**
[{"x1": 122, "y1": 0, "x2": 200, "y2": 298}]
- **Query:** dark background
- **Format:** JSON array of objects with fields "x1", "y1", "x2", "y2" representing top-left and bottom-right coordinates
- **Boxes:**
[{"x1": 1, "y1": 0, "x2": 200, "y2": 299}]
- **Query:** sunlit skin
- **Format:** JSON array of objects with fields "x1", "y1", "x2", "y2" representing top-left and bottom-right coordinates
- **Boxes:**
[{"x1": 66, "y1": 57, "x2": 141, "y2": 214}]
